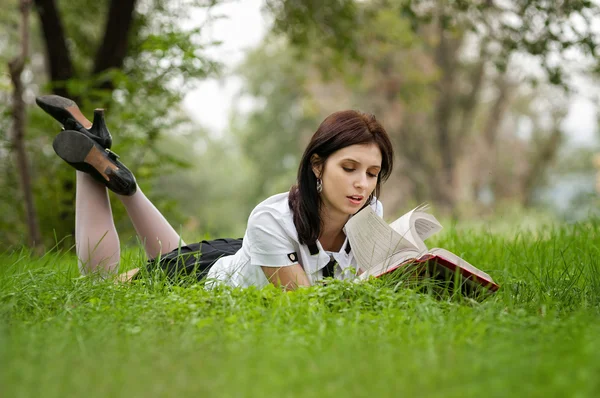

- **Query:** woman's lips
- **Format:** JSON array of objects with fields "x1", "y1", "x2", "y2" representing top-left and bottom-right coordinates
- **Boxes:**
[{"x1": 347, "y1": 195, "x2": 364, "y2": 205}]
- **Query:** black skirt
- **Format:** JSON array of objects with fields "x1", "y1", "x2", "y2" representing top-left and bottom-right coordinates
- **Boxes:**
[{"x1": 141, "y1": 238, "x2": 243, "y2": 282}]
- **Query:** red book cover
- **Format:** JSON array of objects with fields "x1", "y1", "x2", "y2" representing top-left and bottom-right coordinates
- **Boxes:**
[{"x1": 375, "y1": 254, "x2": 500, "y2": 294}]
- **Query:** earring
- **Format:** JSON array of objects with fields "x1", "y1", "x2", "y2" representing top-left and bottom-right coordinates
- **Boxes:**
[{"x1": 316, "y1": 178, "x2": 323, "y2": 194}]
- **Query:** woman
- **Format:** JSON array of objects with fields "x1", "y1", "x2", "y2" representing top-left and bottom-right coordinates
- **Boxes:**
[{"x1": 36, "y1": 95, "x2": 394, "y2": 290}]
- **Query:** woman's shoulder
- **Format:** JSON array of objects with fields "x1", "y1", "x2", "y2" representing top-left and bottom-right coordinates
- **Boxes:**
[
  {"x1": 247, "y1": 192, "x2": 295, "y2": 230},
  {"x1": 249, "y1": 192, "x2": 291, "y2": 217},
  {"x1": 246, "y1": 191, "x2": 298, "y2": 242}
]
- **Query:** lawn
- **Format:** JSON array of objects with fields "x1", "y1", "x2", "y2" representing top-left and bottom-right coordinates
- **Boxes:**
[{"x1": 1, "y1": 220, "x2": 600, "y2": 397}]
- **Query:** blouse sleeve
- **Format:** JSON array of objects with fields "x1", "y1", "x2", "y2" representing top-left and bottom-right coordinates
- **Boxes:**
[
  {"x1": 371, "y1": 197, "x2": 384, "y2": 217},
  {"x1": 246, "y1": 209, "x2": 299, "y2": 267}
]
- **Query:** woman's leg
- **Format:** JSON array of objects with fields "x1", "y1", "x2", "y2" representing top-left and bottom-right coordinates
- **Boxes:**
[
  {"x1": 117, "y1": 188, "x2": 185, "y2": 260},
  {"x1": 75, "y1": 171, "x2": 121, "y2": 275}
]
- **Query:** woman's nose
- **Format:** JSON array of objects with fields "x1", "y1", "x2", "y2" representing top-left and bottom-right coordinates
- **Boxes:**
[{"x1": 354, "y1": 174, "x2": 367, "y2": 189}]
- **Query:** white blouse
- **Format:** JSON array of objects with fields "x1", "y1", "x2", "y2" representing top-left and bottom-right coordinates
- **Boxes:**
[{"x1": 206, "y1": 192, "x2": 383, "y2": 288}]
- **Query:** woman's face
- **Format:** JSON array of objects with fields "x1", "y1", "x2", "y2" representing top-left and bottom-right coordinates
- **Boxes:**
[{"x1": 314, "y1": 143, "x2": 383, "y2": 220}]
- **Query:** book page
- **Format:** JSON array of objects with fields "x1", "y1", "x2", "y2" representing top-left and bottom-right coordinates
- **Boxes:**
[
  {"x1": 345, "y1": 206, "x2": 417, "y2": 271},
  {"x1": 358, "y1": 249, "x2": 421, "y2": 280},
  {"x1": 387, "y1": 211, "x2": 419, "y2": 248},
  {"x1": 413, "y1": 213, "x2": 443, "y2": 241},
  {"x1": 388, "y1": 205, "x2": 442, "y2": 252}
]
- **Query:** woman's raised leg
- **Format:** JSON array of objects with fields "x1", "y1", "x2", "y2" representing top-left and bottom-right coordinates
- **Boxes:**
[
  {"x1": 75, "y1": 171, "x2": 121, "y2": 275},
  {"x1": 118, "y1": 188, "x2": 185, "y2": 260},
  {"x1": 36, "y1": 94, "x2": 182, "y2": 269}
]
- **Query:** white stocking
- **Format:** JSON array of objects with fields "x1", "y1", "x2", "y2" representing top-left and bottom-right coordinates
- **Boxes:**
[
  {"x1": 118, "y1": 188, "x2": 185, "y2": 260},
  {"x1": 75, "y1": 171, "x2": 120, "y2": 275}
]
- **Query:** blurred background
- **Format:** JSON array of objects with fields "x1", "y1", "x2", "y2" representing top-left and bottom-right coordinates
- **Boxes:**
[{"x1": 1, "y1": 0, "x2": 600, "y2": 251}]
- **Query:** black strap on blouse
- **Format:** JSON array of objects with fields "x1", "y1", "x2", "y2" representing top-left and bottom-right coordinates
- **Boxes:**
[
  {"x1": 310, "y1": 241, "x2": 351, "y2": 279},
  {"x1": 322, "y1": 257, "x2": 336, "y2": 278}
]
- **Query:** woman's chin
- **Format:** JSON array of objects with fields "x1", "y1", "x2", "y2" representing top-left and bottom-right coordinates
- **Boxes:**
[
  {"x1": 342, "y1": 203, "x2": 364, "y2": 216},
  {"x1": 323, "y1": 198, "x2": 365, "y2": 218}
]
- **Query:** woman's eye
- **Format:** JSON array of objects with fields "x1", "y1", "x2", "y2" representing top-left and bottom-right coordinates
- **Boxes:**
[
  {"x1": 367, "y1": 173, "x2": 378, "y2": 178},
  {"x1": 343, "y1": 167, "x2": 355, "y2": 172}
]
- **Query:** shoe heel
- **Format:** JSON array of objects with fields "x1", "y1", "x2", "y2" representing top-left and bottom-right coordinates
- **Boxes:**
[{"x1": 89, "y1": 109, "x2": 113, "y2": 149}]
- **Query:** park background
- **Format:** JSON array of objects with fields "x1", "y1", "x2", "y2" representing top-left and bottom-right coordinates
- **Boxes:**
[
  {"x1": 3, "y1": 2, "x2": 600, "y2": 397},
  {"x1": 1, "y1": 0, "x2": 600, "y2": 251}
]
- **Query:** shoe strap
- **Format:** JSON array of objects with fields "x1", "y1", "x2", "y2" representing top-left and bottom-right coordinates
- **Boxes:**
[
  {"x1": 64, "y1": 119, "x2": 86, "y2": 133},
  {"x1": 105, "y1": 148, "x2": 120, "y2": 160}
]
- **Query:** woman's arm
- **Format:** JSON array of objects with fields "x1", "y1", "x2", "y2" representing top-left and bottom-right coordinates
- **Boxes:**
[{"x1": 261, "y1": 264, "x2": 310, "y2": 291}]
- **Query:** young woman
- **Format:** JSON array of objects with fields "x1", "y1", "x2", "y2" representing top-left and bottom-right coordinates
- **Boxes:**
[{"x1": 36, "y1": 95, "x2": 394, "y2": 290}]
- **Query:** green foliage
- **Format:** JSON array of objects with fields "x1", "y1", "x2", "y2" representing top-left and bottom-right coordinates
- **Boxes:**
[
  {"x1": 271, "y1": 0, "x2": 600, "y2": 86},
  {"x1": 266, "y1": 0, "x2": 362, "y2": 68},
  {"x1": 2, "y1": 221, "x2": 600, "y2": 396}
]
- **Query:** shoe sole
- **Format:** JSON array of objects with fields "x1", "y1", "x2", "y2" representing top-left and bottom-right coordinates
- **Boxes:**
[
  {"x1": 36, "y1": 95, "x2": 92, "y2": 129},
  {"x1": 53, "y1": 130, "x2": 117, "y2": 181}
]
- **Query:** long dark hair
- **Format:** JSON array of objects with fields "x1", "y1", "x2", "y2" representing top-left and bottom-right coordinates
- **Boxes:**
[{"x1": 288, "y1": 110, "x2": 394, "y2": 246}]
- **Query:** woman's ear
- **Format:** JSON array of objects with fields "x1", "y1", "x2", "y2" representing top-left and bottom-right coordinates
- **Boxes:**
[{"x1": 310, "y1": 154, "x2": 322, "y2": 179}]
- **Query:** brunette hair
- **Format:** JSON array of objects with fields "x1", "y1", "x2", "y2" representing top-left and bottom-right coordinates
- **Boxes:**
[{"x1": 288, "y1": 110, "x2": 394, "y2": 246}]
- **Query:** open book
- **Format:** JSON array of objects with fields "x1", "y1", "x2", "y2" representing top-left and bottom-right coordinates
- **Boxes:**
[{"x1": 345, "y1": 205, "x2": 499, "y2": 295}]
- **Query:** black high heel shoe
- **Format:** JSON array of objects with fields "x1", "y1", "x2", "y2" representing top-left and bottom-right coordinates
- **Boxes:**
[
  {"x1": 53, "y1": 130, "x2": 136, "y2": 196},
  {"x1": 36, "y1": 95, "x2": 113, "y2": 149}
]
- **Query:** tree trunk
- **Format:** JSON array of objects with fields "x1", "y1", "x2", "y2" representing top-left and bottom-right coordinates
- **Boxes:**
[
  {"x1": 457, "y1": 43, "x2": 487, "y2": 141},
  {"x1": 477, "y1": 74, "x2": 512, "y2": 203},
  {"x1": 9, "y1": 0, "x2": 42, "y2": 250},
  {"x1": 521, "y1": 127, "x2": 563, "y2": 207},
  {"x1": 433, "y1": 23, "x2": 462, "y2": 213},
  {"x1": 33, "y1": 0, "x2": 75, "y2": 99}
]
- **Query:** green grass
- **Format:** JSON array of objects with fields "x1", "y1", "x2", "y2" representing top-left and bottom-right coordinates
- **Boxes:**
[{"x1": 2, "y1": 220, "x2": 600, "y2": 397}]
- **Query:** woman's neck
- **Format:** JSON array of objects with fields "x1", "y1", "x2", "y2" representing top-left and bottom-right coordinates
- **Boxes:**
[{"x1": 318, "y1": 207, "x2": 349, "y2": 252}]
